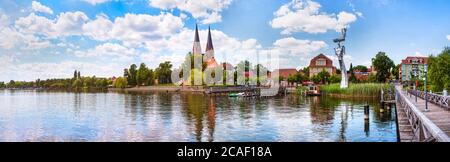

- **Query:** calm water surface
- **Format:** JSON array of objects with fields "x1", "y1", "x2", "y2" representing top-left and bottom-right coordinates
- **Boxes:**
[{"x1": 0, "y1": 90, "x2": 397, "y2": 142}]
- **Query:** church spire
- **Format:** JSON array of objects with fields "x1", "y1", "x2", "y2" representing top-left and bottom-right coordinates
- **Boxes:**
[
  {"x1": 206, "y1": 26, "x2": 214, "y2": 52},
  {"x1": 194, "y1": 23, "x2": 200, "y2": 42},
  {"x1": 192, "y1": 23, "x2": 202, "y2": 55},
  {"x1": 205, "y1": 25, "x2": 215, "y2": 60}
]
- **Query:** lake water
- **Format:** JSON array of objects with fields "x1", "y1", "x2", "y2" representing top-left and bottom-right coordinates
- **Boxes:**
[{"x1": 0, "y1": 90, "x2": 397, "y2": 142}]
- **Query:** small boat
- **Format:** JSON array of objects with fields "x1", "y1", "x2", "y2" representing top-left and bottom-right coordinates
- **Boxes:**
[
  {"x1": 229, "y1": 92, "x2": 245, "y2": 97},
  {"x1": 305, "y1": 83, "x2": 321, "y2": 96}
]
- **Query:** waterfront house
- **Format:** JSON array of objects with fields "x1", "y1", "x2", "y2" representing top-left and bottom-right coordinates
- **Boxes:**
[
  {"x1": 399, "y1": 56, "x2": 428, "y2": 83},
  {"x1": 308, "y1": 54, "x2": 336, "y2": 77}
]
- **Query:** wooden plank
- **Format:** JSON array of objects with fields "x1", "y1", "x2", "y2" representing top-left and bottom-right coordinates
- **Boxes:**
[{"x1": 399, "y1": 86, "x2": 450, "y2": 139}]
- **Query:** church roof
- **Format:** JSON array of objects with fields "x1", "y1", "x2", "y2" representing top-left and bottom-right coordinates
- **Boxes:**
[
  {"x1": 206, "y1": 57, "x2": 218, "y2": 69},
  {"x1": 194, "y1": 23, "x2": 200, "y2": 42},
  {"x1": 206, "y1": 26, "x2": 214, "y2": 51}
]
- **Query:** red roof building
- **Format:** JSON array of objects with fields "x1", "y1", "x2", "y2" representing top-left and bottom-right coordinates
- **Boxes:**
[
  {"x1": 308, "y1": 54, "x2": 336, "y2": 77},
  {"x1": 274, "y1": 68, "x2": 298, "y2": 80},
  {"x1": 400, "y1": 56, "x2": 428, "y2": 82}
]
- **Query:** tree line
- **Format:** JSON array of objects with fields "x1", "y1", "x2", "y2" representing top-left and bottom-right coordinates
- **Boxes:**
[
  {"x1": 1, "y1": 70, "x2": 111, "y2": 90},
  {"x1": 113, "y1": 61, "x2": 173, "y2": 88}
]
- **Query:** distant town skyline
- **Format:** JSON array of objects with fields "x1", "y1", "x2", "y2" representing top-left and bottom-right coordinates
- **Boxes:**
[{"x1": 0, "y1": 0, "x2": 449, "y2": 81}]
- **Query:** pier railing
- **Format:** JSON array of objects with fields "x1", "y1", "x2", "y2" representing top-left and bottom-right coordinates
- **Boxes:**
[
  {"x1": 407, "y1": 89, "x2": 450, "y2": 110},
  {"x1": 395, "y1": 86, "x2": 450, "y2": 142}
]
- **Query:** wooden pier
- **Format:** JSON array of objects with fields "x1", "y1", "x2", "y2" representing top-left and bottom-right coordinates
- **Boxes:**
[
  {"x1": 394, "y1": 85, "x2": 450, "y2": 142},
  {"x1": 204, "y1": 86, "x2": 286, "y2": 97}
]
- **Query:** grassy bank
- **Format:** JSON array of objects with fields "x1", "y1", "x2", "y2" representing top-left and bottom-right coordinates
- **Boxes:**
[{"x1": 320, "y1": 83, "x2": 392, "y2": 97}]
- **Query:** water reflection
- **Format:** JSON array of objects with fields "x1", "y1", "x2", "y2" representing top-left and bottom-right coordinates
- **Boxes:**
[{"x1": 0, "y1": 90, "x2": 397, "y2": 142}]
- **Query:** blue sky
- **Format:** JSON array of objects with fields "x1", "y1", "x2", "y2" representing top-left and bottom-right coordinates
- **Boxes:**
[{"x1": 0, "y1": 0, "x2": 449, "y2": 81}]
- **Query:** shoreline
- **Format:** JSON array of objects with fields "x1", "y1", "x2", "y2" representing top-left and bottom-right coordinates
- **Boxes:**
[{"x1": 322, "y1": 93, "x2": 380, "y2": 98}]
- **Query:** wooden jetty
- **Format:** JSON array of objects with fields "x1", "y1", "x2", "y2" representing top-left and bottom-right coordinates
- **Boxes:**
[
  {"x1": 204, "y1": 86, "x2": 286, "y2": 97},
  {"x1": 394, "y1": 85, "x2": 450, "y2": 142}
]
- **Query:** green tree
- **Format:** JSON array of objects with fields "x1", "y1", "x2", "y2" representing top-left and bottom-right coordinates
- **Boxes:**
[
  {"x1": 77, "y1": 71, "x2": 81, "y2": 79},
  {"x1": 295, "y1": 72, "x2": 308, "y2": 83},
  {"x1": 317, "y1": 69, "x2": 331, "y2": 84},
  {"x1": 372, "y1": 52, "x2": 394, "y2": 83},
  {"x1": 287, "y1": 75, "x2": 297, "y2": 84},
  {"x1": 349, "y1": 63, "x2": 357, "y2": 83},
  {"x1": 0, "y1": 82, "x2": 5, "y2": 88},
  {"x1": 368, "y1": 73, "x2": 377, "y2": 83},
  {"x1": 302, "y1": 67, "x2": 309, "y2": 76},
  {"x1": 128, "y1": 64, "x2": 137, "y2": 86},
  {"x1": 429, "y1": 47, "x2": 450, "y2": 92},
  {"x1": 155, "y1": 61, "x2": 173, "y2": 84},
  {"x1": 73, "y1": 70, "x2": 78, "y2": 79},
  {"x1": 7, "y1": 80, "x2": 15, "y2": 88},
  {"x1": 72, "y1": 79, "x2": 82, "y2": 90},
  {"x1": 113, "y1": 77, "x2": 128, "y2": 88},
  {"x1": 137, "y1": 63, "x2": 150, "y2": 86},
  {"x1": 147, "y1": 69, "x2": 155, "y2": 85},
  {"x1": 311, "y1": 75, "x2": 321, "y2": 83},
  {"x1": 123, "y1": 68, "x2": 129, "y2": 78},
  {"x1": 95, "y1": 79, "x2": 108, "y2": 89},
  {"x1": 353, "y1": 65, "x2": 368, "y2": 72},
  {"x1": 329, "y1": 74, "x2": 341, "y2": 83},
  {"x1": 391, "y1": 64, "x2": 401, "y2": 80}
]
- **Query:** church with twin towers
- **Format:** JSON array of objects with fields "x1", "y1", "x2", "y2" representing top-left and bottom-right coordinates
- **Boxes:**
[{"x1": 192, "y1": 24, "x2": 219, "y2": 69}]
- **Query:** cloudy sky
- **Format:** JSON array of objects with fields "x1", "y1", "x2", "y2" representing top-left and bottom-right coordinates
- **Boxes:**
[{"x1": 0, "y1": 0, "x2": 449, "y2": 81}]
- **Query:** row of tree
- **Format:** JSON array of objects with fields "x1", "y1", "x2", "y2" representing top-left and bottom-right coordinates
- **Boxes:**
[
  {"x1": 428, "y1": 47, "x2": 450, "y2": 92},
  {"x1": 114, "y1": 61, "x2": 173, "y2": 88},
  {"x1": 2, "y1": 71, "x2": 111, "y2": 90}
]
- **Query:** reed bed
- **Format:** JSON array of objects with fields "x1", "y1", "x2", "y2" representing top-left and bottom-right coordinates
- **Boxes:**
[{"x1": 320, "y1": 83, "x2": 391, "y2": 97}]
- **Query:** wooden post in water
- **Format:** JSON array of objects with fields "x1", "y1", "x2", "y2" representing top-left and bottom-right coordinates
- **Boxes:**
[
  {"x1": 364, "y1": 104, "x2": 369, "y2": 120},
  {"x1": 380, "y1": 89, "x2": 385, "y2": 113},
  {"x1": 364, "y1": 118, "x2": 370, "y2": 135}
]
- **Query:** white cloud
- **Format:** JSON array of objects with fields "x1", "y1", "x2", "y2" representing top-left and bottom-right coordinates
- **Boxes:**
[
  {"x1": 447, "y1": 35, "x2": 450, "y2": 41},
  {"x1": 15, "y1": 13, "x2": 55, "y2": 37},
  {"x1": 14, "y1": 11, "x2": 182, "y2": 42},
  {"x1": 83, "y1": 0, "x2": 111, "y2": 5},
  {"x1": 270, "y1": 0, "x2": 358, "y2": 34},
  {"x1": 149, "y1": 0, "x2": 232, "y2": 24},
  {"x1": 272, "y1": 37, "x2": 326, "y2": 56},
  {"x1": 0, "y1": 23, "x2": 50, "y2": 50},
  {"x1": 111, "y1": 13, "x2": 184, "y2": 42},
  {"x1": 414, "y1": 51, "x2": 427, "y2": 57},
  {"x1": 74, "y1": 43, "x2": 137, "y2": 58},
  {"x1": 82, "y1": 14, "x2": 114, "y2": 41},
  {"x1": 31, "y1": 1, "x2": 53, "y2": 14},
  {"x1": 0, "y1": 28, "x2": 22, "y2": 49},
  {"x1": 54, "y1": 11, "x2": 89, "y2": 36},
  {"x1": 15, "y1": 11, "x2": 89, "y2": 38},
  {"x1": 0, "y1": 13, "x2": 8, "y2": 27},
  {"x1": 148, "y1": 0, "x2": 178, "y2": 9}
]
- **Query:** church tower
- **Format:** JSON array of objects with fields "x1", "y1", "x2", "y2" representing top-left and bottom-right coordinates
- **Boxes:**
[
  {"x1": 205, "y1": 26, "x2": 214, "y2": 59},
  {"x1": 205, "y1": 26, "x2": 218, "y2": 68},
  {"x1": 192, "y1": 23, "x2": 202, "y2": 55}
]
